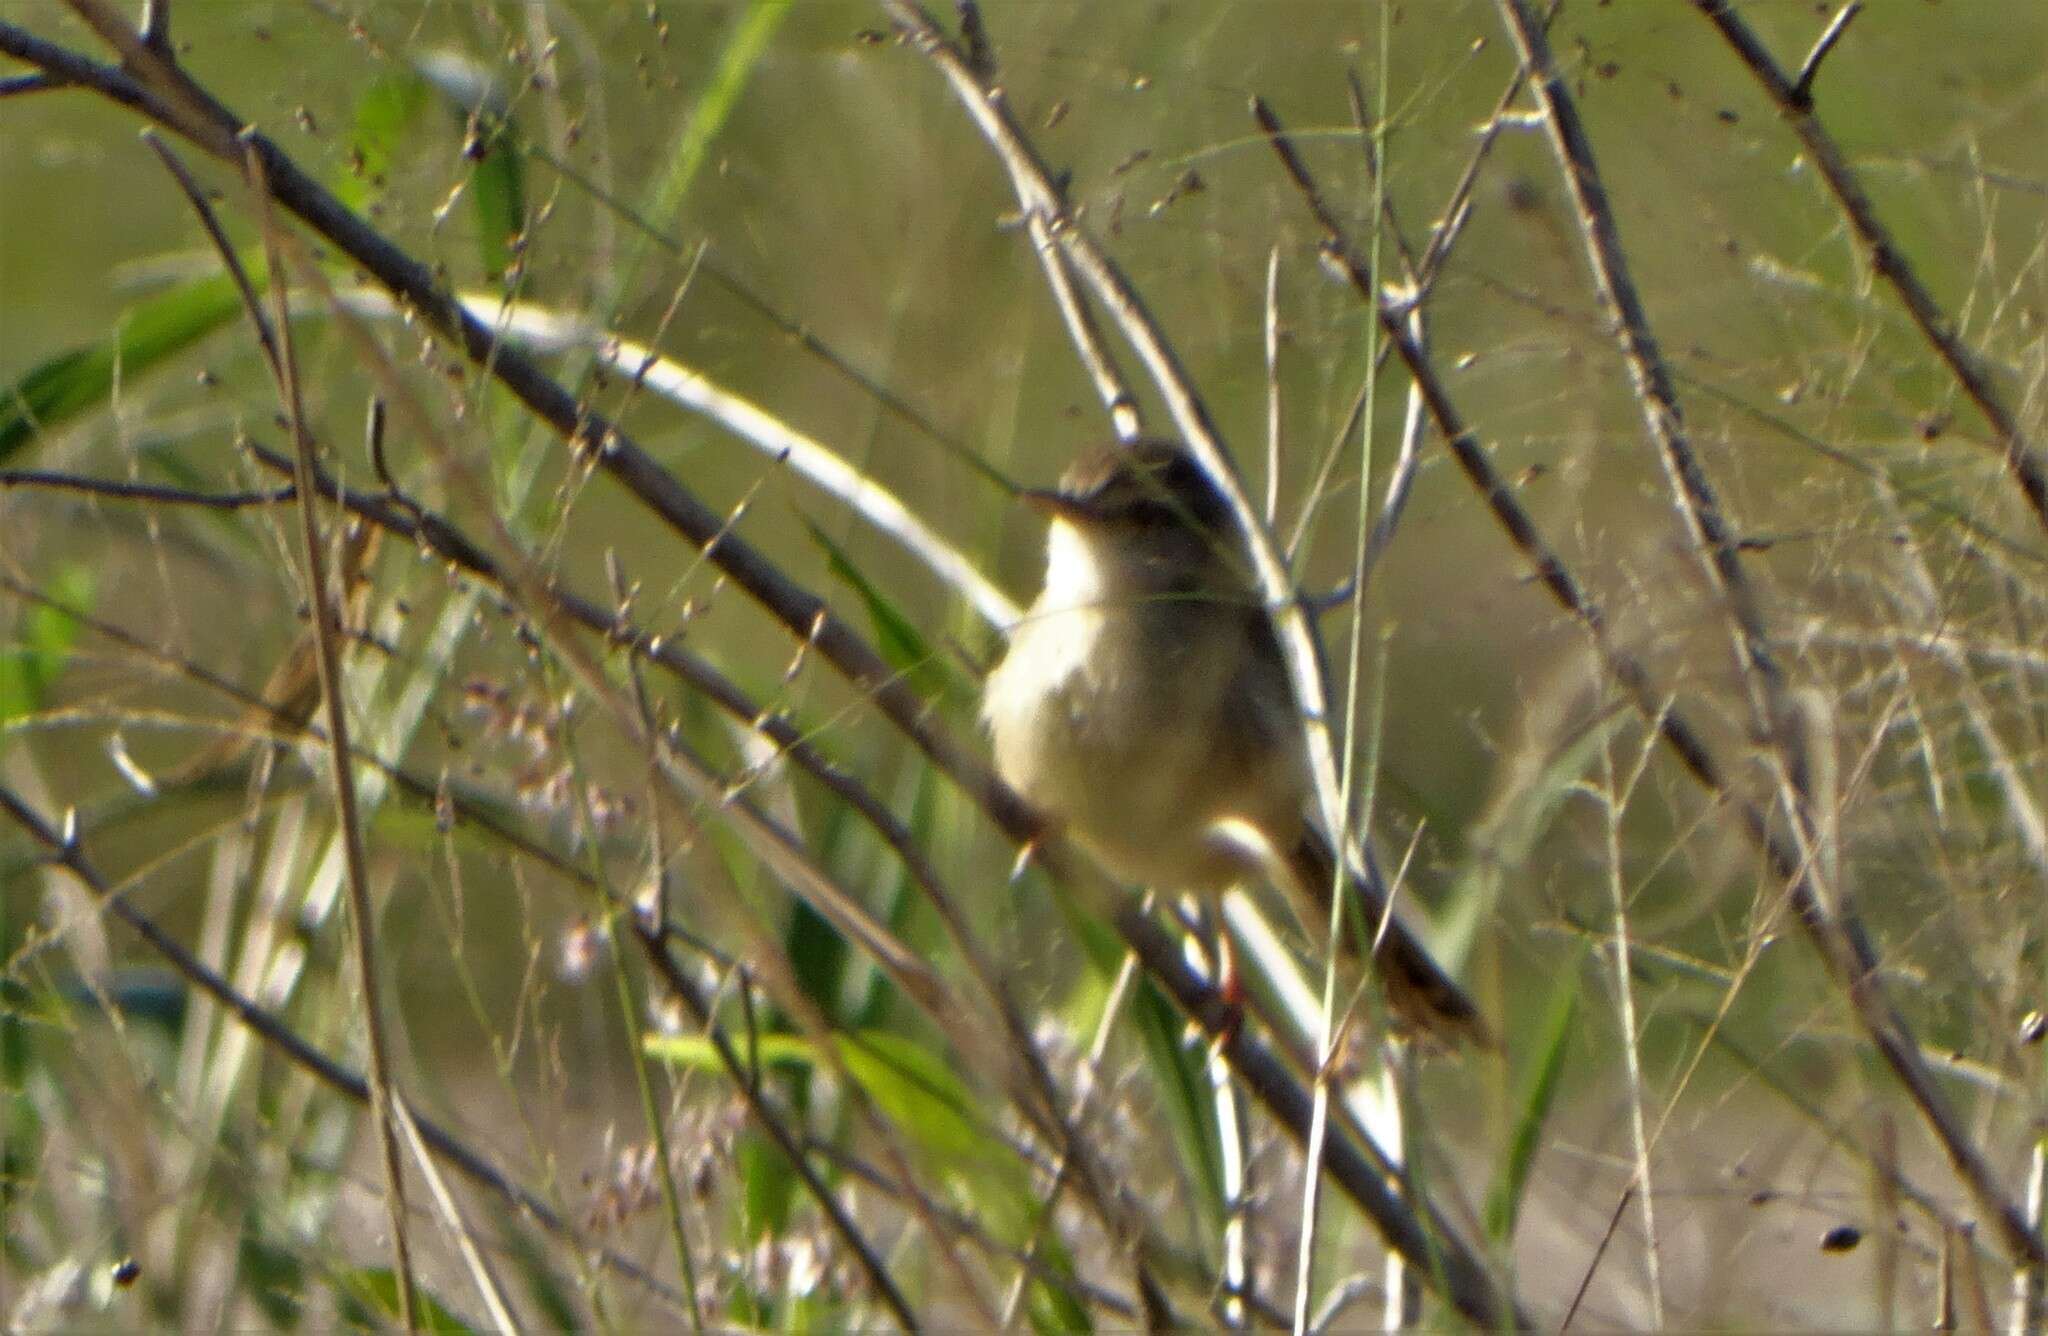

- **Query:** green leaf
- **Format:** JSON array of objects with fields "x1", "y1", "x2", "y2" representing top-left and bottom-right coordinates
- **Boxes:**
[
  {"x1": 643, "y1": 0, "x2": 792, "y2": 225},
  {"x1": 644, "y1": 1030, "x2": 815, "y2": 1076},
  {"x1": 0, "y1": 274, "x2": 249, "y2": 464},
  {"x1": 803, "y1": 518, "x2": 964, "y2": 706},
  {"x1": 737, "y1": 1126, "x2": 797, "y2": 1243},
  {"x1": 238, "y1": 1232, "x2": 309, "y2": 1327},
  {"x1": 336, "y1": 1268, "x2": 475, "y2": 1334},
  {"x1": 0, "y1": 561, "x2": 95, "y2": 730},
  {"x1": 466, "y1": 128, "x2": 526, "y2": 283},
  {"x1": 655, "y1": 1028, "x2": 998, "y2": 1185},
  {"x1": 338, "y1": 71, "x2": 431, "y2": 213},
  {"x1": 832, "y1": 1029, "x2": 985, "y2": 1167},
  {"x1": 1484, "y1": 945, "x2": 1582, "y2": 1242},
  {"x1": 831, "y1": 1031, "x2": 1085, "y2": 1332},
  {"x1": 646, "y1": 1025, "x2": 1087, "y2": 1328},
  {"x1": 500, "y1": 1225, "x2": 580, "y2": 1332}
]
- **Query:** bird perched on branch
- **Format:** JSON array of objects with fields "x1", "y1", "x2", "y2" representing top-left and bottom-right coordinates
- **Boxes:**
[{"x1": 982, "y1": 439, "x2": 1487, "y2": 1046}]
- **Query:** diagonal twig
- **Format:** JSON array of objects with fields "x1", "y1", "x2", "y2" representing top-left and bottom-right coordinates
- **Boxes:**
[{"x1": 1254, "y1": 23, "x2": 2044, "y2": 1271}]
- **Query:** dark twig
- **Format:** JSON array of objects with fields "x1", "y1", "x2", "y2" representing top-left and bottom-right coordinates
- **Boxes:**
[
  {"x1": 0, "y1": 469, "x2": 293, "y2": 508},
  {"x1": 954, "y1": 0, "x2": 993, "y2": 78},
  {"x1": 1692, "y1": 0, "x2": 2048, "y2": 538},
  {"x1": 142, "y1": 128, "x2": 277, "y2": 358},
  {"x1": 1792, "y1": 2, "x2": 1862, "y2": 107},
  {"x1": 1559, "y1": 1186, "x2": 1634, "y2": 1334},
  {"x1": 1490, "y1": 0, "x2": 1786, "y2": 729},
  {"x1": 1286, "y1": 11, "x2": 1543, "y2": 561},
  {"x1": 0, "y1": 70, "x2": 61, "y2": 96},
  {"x1": 139, "y1": 0, "x2": 168, "y2": 53}
]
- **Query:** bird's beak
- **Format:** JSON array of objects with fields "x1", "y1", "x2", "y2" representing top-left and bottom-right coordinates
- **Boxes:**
[{"x1": 1019, "y1": 487, "x2": 1092, "y2": 520}]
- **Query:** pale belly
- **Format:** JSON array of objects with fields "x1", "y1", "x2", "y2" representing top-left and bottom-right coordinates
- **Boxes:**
[{"x1": 983, "y1": 601, "x2": 1307, "y2": 892}]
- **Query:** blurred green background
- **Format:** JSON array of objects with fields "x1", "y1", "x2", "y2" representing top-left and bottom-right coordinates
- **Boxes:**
[{"x1": 5, "y1": 1, "x2": 2047, "y2": 1328}]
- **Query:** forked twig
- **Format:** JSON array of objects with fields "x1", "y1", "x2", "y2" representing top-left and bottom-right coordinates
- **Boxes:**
[
  {"x1": 1692, "y1": 0, "x2": 2048, "y2": 537},
  {"x1": 1793, "y1": 3, "x2": 1863, "y2": 107}
]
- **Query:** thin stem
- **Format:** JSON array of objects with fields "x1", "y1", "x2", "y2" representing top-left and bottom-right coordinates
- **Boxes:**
[
  {"x1": 0, "y1": 469, "x2": 293, "y2": 508},
  {"x1": 1792, "y1": 2, "x2": 1863, "y2": 106},
  {"x1": 245, "y1": 139, "x2": 418, "y2": 1330}
]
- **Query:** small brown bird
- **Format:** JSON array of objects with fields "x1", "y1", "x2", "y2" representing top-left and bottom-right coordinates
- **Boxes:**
[{"x1": 982, "y1": 440, "x2": 1486, "y2": 1044}]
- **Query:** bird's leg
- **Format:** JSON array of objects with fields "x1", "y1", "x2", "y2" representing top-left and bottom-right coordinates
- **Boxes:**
[
  {"x1": 1210, "y1": 919, "x2": 1245, "y2": 1055},
  {"x1": 1007, "y1": 837, "x2": 1044, "y2": 885}
]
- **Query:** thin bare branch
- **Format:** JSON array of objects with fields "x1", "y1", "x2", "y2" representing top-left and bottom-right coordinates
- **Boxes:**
[
  {"x1": 1792, "y1": 2, "x2": 1863, "y2": 106},
  {"x1": 1026, "y1": 210, "x2": 1142, "y2": 442},
  {"x1": 0, "y1": 469, "x2": 293, "y2": 508},
  {"x1": 139, "y1": 0, "x2": 168, "y2": 53},
  {"x1": 0, "y1": 70, "x2": 62, "y2": 96},
  {"x1": 389, "y1": 1098, "x2": 520, "y2": 1335},
  {"x1": 1264, "y1": 245, "x2": 1281, "y2": 527}
]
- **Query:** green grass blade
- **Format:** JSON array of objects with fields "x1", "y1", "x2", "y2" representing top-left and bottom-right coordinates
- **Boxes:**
[
  {"x1": 803, "y1": 518, "x2": 967, "y2": 706},
  {"x1": 337, "y1": 1267, "x2": 475, "y2": 1334},
  {"x1": 1484, "y1": 944, "x2": 1583, "y2": 1243},
  {"x1": 0, "y1": 562, "x2": 95, "y2": 733},
  {"x1": 0, "y1": 275, "x2": 249, "y2": 463},
  {"x1": 409, "y1": 53, "x2": 527, "y2": 282},
  {"x1": 338, "y1": 70, "x2": 430, "y2": 214}
]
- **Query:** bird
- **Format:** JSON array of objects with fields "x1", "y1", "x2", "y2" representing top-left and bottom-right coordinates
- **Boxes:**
[{"x1": 981, "y1": 439, "x2": 1487, "y2": 1045}]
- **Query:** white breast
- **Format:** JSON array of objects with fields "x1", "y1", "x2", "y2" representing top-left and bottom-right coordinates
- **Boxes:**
[{"x1": 981, "y1": 518, "x2": 1111, "y2": 796}]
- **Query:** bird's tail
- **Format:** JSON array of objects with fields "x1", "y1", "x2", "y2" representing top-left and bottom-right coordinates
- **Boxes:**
[{"x1": 1282, "y1": 827, "x2": 1493, "y2": 1049}]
